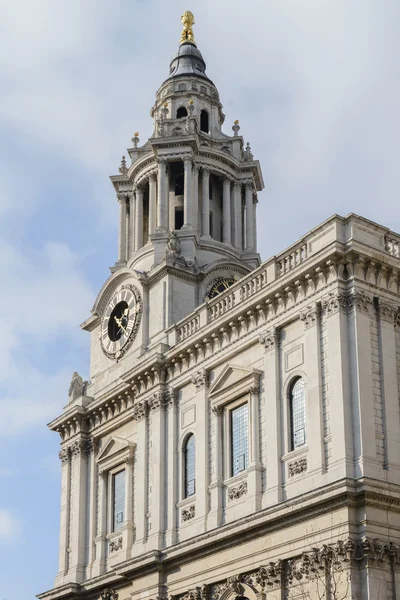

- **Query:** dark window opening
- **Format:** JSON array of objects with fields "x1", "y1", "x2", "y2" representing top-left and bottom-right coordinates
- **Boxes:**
[
  {"x1": 177, "y1": 106, "x2": 188, "y2": 119},
  {"x1": 209, "y1": 212, "x2": 213, "y2": 237},
  {"x1": 175, "y1": 207, "x2": 184, "y2": 230},
  {"x1": 200, "y1": 109, "x2": 209, "y2": 133},
  {"x1": 175, "y1": 175, "x2": 184, "y2": 196}
]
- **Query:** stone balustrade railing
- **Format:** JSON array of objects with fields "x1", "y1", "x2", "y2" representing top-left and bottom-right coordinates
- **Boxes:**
[
  {"x1": 385, "y1": 235, "x2": 400, "y2": 258},
  {"x1": 177, "y1": 314, "x2": 200, "y2": 342},
  {"x1": 208, "y1": 292, "x2": 235, "y2": 322},
  {"x1": 277, "y1": 244, "x2": 307, "y2": 277}
]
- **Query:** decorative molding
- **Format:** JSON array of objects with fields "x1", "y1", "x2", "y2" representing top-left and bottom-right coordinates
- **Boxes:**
[
  {"x1": 70, "y1": 439, "x2": 93, "y2": 459},
  {"x1": 109, "y1": 537, "x2": 123, "y2": 553},
  {"x1": 321, "y1": 292, "x2": 348, "y2": 317},
  {"x1": 211, "y1": 405, "x2": 223, "y2": 416},
  {"x1": 244, "y1": 562, "x2": 284, "y2": 590},
  {"x1": 288, "y1": 457, "x2": 307, "y2": 477},
  {"x1": 148, "y1": 391, "x2": 165, "y2": 412},
  {"x1": 377, "y1": 298, "x2": 398, "y2": 324},
  {"x1": 347, "y1": 290, "x2": 373, "y2": 314},
  {"x1": 300, "y1": 303, "x2": 320, "y2": 329},
  {"x1": 182, "y1": 585, "x2": 209, "y2": 600},
  {"x1": 182, "y1": 505, "x2": 196, "y2": 522},
  {"x1": 58, "y1": 447, "x2": 70, "y2": 464},
  {"x1": 228, "y1": 481, "x2": 248, "y2": 501},
  {"x1": 258, "y1": 326, "x2": 278, "y2": 351},
  {"x1": 165, "y1": 387, "x2": 177, "y2": 408},
  {"x1": 100, "y1": 589, "x2": 119, "y2": 600},
  {"x1": 133, "y1": 399, "x2": 148, "y2": 421},
  {"x1": 191, "y1": 369, "x2": 208, "y2": 390}
]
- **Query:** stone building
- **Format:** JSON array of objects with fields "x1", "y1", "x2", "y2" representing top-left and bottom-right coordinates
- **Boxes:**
[{"x1": 39, "y1": 12, "x2": 400, "y2": 600}]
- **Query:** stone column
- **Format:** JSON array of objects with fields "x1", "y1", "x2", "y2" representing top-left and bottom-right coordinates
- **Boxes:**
[
  {"x1": 148, "y1": 172, "x2": 157, "y2": 236},
  {"x1": 192, "y1": 164, "x2": 199, "y2": 233},
  {"x1": 300, "y1": 303, "x2": 325, "y2": 474},
  {"x1": 86, "y1": 440, "x2": 98, "y2": 580},
  {"x1": 245, "y1": 182, "x2": 254, "y2": 251},
  {"x1": 130, "y1": 191, "x2": 136, "y2": 257},
  {"x1": 222, "y1": 178, "x2": 232, "y2": 244},
  {"x1": 68, "y1": 439, "x2": 90, "y2": 583},
  {"x1": 134, "y1": 186, "x2": 144, "y2": 251},
  {"x1": 93, "y1": 468, "x2": 107, "y2": 577},
  {"x1": 259, "y1": 327, "x2": 282, "y2": 505},
  {"x1": 117, "y1": 193, "x2": 128, "y2": 263},
  {"x1": 201, "y1": 168, "x2": 210, "y2": 237},
  {"x1": 165, "y1": 389, "x2": 178, "y2": 546},
  {"x1": 157, "y1": 158, "x2": 168, "y2": 231},
  {"x1": 191, "y1": 370, "x2": 208, "y2": 533},
  {"x1": 132, "y1": 399, "x2": 148, "y2": 554},
  {"x1": 183, "y1": 157, "x2": 193, "y2": 229},
  {"x1": 233, "y1": 182, "x2": 242, "y2": 251},
  {"x1": 208, "y1": 406, "x2": 223, "y2": 529},
  {"x1": 322, "y1": 292, "x2": 354, "y2": 478},
  {"x1": 55, "y1": 446, "x2": 71, "y2": 585},
  {"x1": 247, "y1": 384, "x2": 262, "y2": 511},
  {"x1": 253, "y1": 195, "x2": 258, "y2": 252},
  {"x1": 140, "y1": 279, "x2": 149, "y2": 354},
  {"x1": 148, "y1": 391, "x2": 166, "y2": 549},
  {"x1": 376, "y1": 298, "x2": 399, "y2": 470},
  {"x1": 124, "y1": 452, "x2": 134, "y2": 559}
]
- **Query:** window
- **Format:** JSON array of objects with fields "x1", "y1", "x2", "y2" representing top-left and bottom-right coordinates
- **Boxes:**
[
  {"x1": 200, "y1": 109, "x2": 209, "y2": 133},
  {"x1": 112, "y1": 470, "x2": 125, "y2": 532},
  {"x1": 175, "y1": 207, "x2": 184, "y2": 230},
  {"x1": 230, "y1": 403, "x2": 249, "y2": 476},
  {"x1": 290, "y1": 378, "x2": 306, "y2": 450},
  {"x1": 175, "y1": 174, "x2": 184, "y2": 195},
  {"x1": 177, "y1": 106, "x2": 188, "y2": 119},
  {"x1": 184, "y1": 434, "x2": 196, "y2": 497}
]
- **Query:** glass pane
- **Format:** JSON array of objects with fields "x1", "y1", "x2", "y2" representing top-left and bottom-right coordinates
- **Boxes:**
[
  {"x1": 231, "y1": 403, "x2": 249, "y2": 476},
  {"x1": 291, "y1": 379, "x2": 306, "y2": 450},
  {"x1": 112, "y1": 470, "x2": 125, "y2": 532},
  {"x1": 184, "y1": 435, "x2": 196, "y2": 498}
]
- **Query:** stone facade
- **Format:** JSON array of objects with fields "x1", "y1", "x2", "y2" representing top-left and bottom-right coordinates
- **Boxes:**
[{"x1": 38, "y1": 13, "x2": 400, "y2": 600}]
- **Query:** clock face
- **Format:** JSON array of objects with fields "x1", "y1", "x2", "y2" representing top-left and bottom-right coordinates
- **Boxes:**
[
  {"x1": 206, "y1": 276, "x2": 236, "y2": 300},
  {"x1": 100, "y1": 284, "x2": 142, "y2": 360}
]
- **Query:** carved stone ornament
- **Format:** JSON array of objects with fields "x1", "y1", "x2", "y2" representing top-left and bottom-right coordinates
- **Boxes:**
[
  {"x1": 228, "y1": 481, "x2": 248, "y2": 501},
  {"x1": 165, "y1": 387, "x2": 177, "y2": 408},
  {"x1": 133, "y1": 399, "x2": 148, "y2": 421},
  {"x1": 322, "y1": 292, "x2": 348, "y2": 317},
  {"x1": 182, "y1": 505, "x2": 195, "y2": 522},
  {"x1": 166, "y1": 230, "x2": 181, "y2": 257},
  {"x1": 68, "y1": 371, "x2": 87, "y2": 402},
  {"x1": 243, "y1": 562, "x2": 284, "y2": 590},
  {"x1": 148, "y1": 391, "x2": 165, "y2": 412},
  {"x1": 109, "y1": 537, "x2": 123, "y2": 553},
  {"x1": 58, "y1": 447, "x2": 70, "y2": 465},
  {"x1": 243, "y1": 142, "x2": 253, "y2": 161},
  {"x1": 191, "y1": 369, "x2": 207, "y2": 390},
  {"x1": 378, "y1": 298, "x2": 398, "y2": 323},
  {"x1": 70, "y1": 439, "x2": 93, "y2": 459},
  {"x1": 288, "y1": 457, "x2": 307, "y2": 477},
  {"x1": 347, "y1": 290, "x2": 372, "y2": 314},
  {"x1": 182, "y1": 585, "x2": 209, "y2": 600},
  {"x1": 100, "y1": 589, "x2": 119, "y2": 600},
  {"x1": 258, "y1": 327, "x2": 277, "y2": 351},
  {"x1": 300, "y1": 304, "x2": 319, "y2": 329}
]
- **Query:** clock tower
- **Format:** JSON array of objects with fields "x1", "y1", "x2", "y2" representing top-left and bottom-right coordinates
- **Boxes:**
[{"x1": 85, "y1": 10, "x2": 264, "y2": 364}]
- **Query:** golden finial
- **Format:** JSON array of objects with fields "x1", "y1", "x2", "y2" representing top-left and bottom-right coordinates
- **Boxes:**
[
  {"x1": 180, "y1": 11, "x2": 196, "y2": 45},
  {"x1": 134, "y1": 132, "x2": 139, "y2": 137},
  {"x1": 188, "y1": 99, "x2": 194, "y2": 105},
  {"x1": 234, "y1": 120, "x2": 239, "y2": 125}
]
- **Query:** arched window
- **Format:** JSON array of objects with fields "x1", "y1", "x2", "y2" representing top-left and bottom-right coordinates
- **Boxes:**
[
  {"x1": 184, "y1": 434, "x2": 196, "y2": 497},
  {"x1": 200, "y1": 109, "x2": 209, "y2": 133},
  {"x1": 177, "y1": 106, "x2": 188, "y2": 119},
  {"x1": 290, "y1": 378, "x2": 306, "y2": 450}
]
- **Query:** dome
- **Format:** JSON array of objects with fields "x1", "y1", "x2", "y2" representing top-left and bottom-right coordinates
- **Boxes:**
[{"x1": 168, "y1": 42, "x2": 210, "y2": 80}]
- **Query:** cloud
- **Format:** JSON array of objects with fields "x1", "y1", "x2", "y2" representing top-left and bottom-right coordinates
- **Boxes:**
[{"x1": 0, "y1": 509, "x2": 21, "y2": 542}]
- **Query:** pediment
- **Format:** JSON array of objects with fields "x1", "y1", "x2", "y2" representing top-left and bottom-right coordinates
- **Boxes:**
[
  {"x1": 97, "y1": 436, "x2": 134, "y2": 465},
  {"x1": 208, "y1": 364, "x2": 262, "y2": 403}
]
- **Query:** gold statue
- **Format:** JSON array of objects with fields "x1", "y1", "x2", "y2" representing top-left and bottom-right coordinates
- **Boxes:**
[{"x1": 180, "y1": 11, "x2": 196, "y2": 45}]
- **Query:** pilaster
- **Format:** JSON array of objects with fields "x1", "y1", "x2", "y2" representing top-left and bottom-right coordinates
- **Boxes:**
[
  {"x1": 222, "y1": 178, "x2": 232, "y2": 244},
  {"x1": 92, "y1": 468, "x2": 107, "y2": 577},
  {"x1": 244, "y1": 182, "x2": 254, "y2": 251},
  {"x1": 54, "y1": 446, "x2": 71, "y2": 586},
  {"x1": 191, "y1": 370, "x2": 209, "y2": 533},
  {"x1": 132, "y1": 399, "x2": 149, "y2": 554},
  {"x1": 157, "y1": 159, "x2": 168, "y2": 231},
  {"x1": 183, "y1": 157, "x2": 193, "y2": 229},
  {"x1": 233, "y1": 181, "x2": 242, "y2": 251},
  {"x1": 201, "y1": 168, "x2": 210, "y2": 238},
  {"x1": 208, "y1": 405, "x2": 223, "y2": 529},
  {"x1": 147, "y1": 390, "x2": 167, "y2": 550},
  {"x1": 165, "y1": 388, "x2": 178, "y2": 546},
  {"x1": 134, "y1": 186, "x2": 144, "y2": 251},
  {"x1": 148, "y1": 173, "x2": 157, "y2": 236},
  {"x1": 117, "y1": 193, "x2": 128, "y2": 265}
]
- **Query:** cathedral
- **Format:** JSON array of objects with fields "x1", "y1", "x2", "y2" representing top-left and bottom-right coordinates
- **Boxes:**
[{"x1": 38, "y1": 12, "x2": 400, "y2": 600}]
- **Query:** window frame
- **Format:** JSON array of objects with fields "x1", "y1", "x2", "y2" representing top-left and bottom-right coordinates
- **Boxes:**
[
  {"x1": 228, "y1": 400, "x2": 250, "y2": 478},
  {"x1": 183, "y1": 433, "x2": 196, "y2": 499},
  {"x1": 289, "y1": 377, "x2": 306, "y2": 452},
  {"x1": 107, "y1": 464, "x2": 126, "y2": 533}
]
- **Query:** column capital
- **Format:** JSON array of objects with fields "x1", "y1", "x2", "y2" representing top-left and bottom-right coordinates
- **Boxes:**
[
  {"x1": 259, "y1": 326, "x2": 278, "y2": 351},
  {"x1": 300, "y1": 302, "x2": 321, "y2": 329},
  {"x1": 181, "y1": 154, "x2": 194, "y2": 164},
  {"x1": 157, "y1": 157, "x2": 168, "y2": 166},
  {"x1": 244, "y1": 179, "x2": 254, "y2": 189},
  {"x1": 233, "y1": 180, "x2": 242, "y2": 188},
  {"x1": 212, "y1": 404, "x2": 223, "y2": 416},
  {"x1": 201, "y1": 166, "x2": 211, "y2": 176},
  {"x1": 59, "y1": 447, "x2": 70, "y2": 465},
  {"x1": 191, "y1": 369, "x2": 208, "y2": 390},
  {"x1": 376, "y1": 297, "x2": 398, "y2": 324},
  {"x1": 148, "y1": 170, "x2": 157, "y2": 181},
  {"x1": 133, "y1": 399, "x2": 148, "y2": 421},
  {"x1": 117, "y1": 192, "x2": 129, "y2": 203}
]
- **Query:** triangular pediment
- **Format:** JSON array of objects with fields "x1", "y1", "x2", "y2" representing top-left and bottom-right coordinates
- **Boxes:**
[
  {"x1": 208, "y1": 364, "x2": 262, "y2": 399},
  {"x1": 97, "y1": 436, "x2": 133, "y2": 464}
]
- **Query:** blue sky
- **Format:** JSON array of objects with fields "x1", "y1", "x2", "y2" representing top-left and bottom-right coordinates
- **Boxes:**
[{"x1": 0, "y1": 1, "x2": 399, "y2": 598}]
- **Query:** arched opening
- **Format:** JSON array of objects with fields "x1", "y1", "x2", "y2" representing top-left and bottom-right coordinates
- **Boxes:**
[
  {"x1": 200, "y1": 109, "x2": 209, "y2": 133},
  {"x1": 177, "y1": 106, "x2": 188, "y2": 119},
  {"x1": 289, "y1": 378, "x2": 306, "y2": 451},
  {"x1": 183, "y1": 434, "x2": 196, "y2": 498}
]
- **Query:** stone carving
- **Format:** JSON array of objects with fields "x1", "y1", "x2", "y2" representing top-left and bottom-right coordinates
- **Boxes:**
[
  {"x1": 244, "y1": 562, "x2": 284, "y2": 589},
  {"x1": 131, "y1": 132, "x2": 139, "y2": 148},
  {"x1": 68, "y1": 372, "x2": 87, "y2": 402},
  {"x1": 182, "y1": 585, "x2": 209, "y2": 600},
  {"x1": 70, "y1": 439, "x2": 93, "y2": 459},
  {"x1": 100, "y1": 589, "x2": 118, "y2": 600},
  {"x1": 58, "y1": 447, "x2": 70, "y2": 464},
  {"x1": 182, "y1": 505, "x2": 195, "y2": 522},
  {"x1": 322, "y1": 292, "x2": 348, "y2": 317},
  {"x1": 300, "y1": 304, "x2": 320, "y2": 329},
  {"x1": 133, "y1": 399, "x2": 148, "y2": 421},
  {"x1": 347, "y1": 290, "x2": 372, "y2": 314},
  {"x1": 228, "y1": 481, "x2": 248, "y2": 501},
  {"x1": 258, "y1": 327, "x2": 278, "y2": 351},
  {"x1": 243, "y1": 142, "x2": 253, "y2": 161},
  {"x1": 214, "y1": 575, "x2": 244, "y2": 600},
  {"x1": 211, "y1": 405, "x2": 223, "y2": 416},
  {"x1": 232, "y1": 119, "x2": 240, "y2": 136},
  {"x1": 109, "y1": 537, "x2": 123, "y2": 553},
  {"x1": 191, "y1": 369, "x2": 207, "y2": 390},
  {"x1": 118, "y1": 155, "x2": 128, "y2": 175},
  {"x1": 288, "y1": 458, "x2": 307, "y2": 477},
  {"x1": 166, "y1": 231, "x2": 181, "y2": 257},
  {"x1": 378, "y1": 298, "x2": 397, "y2": 323},
  {"x1": 148, "y1": 391, "x2": 165, "y2": 412},
  {"x1": 165, "y1": 387, "x2": 177, "y2": 408}
]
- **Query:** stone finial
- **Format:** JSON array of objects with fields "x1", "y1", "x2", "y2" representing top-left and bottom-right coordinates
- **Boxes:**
[
  {"x1": 68, "y1": 372, "x2": 86, "y2": 402},
  {"x1": 187, "y1": 99, "x2": 194, "y2": 115},
  {"x1": 132, "y1": 132, "x2": 139, "y2": 148},
  {"x1": 243, "y1": 142, "x2": 253, "y2": 161},
  {"x1": 232, "y1": 120, "x2": 240, "y2": 136},
  {"x1": 118, "y1": 155, "x2": 128, "y2": 175}
]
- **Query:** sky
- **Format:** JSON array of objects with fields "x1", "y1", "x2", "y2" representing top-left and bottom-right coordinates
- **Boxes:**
[{"x1": 0, "y1": 0, "x2": 399, "y2": 598}]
